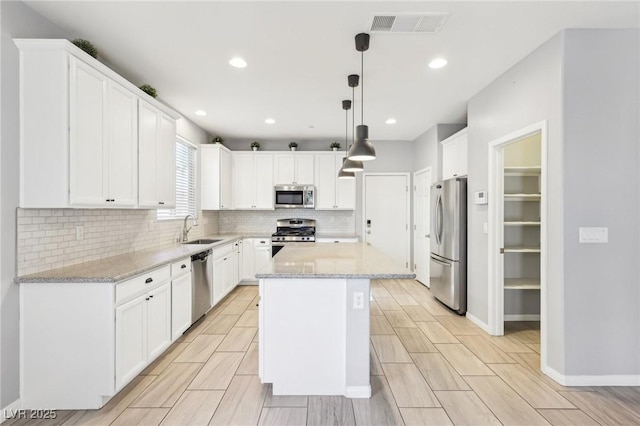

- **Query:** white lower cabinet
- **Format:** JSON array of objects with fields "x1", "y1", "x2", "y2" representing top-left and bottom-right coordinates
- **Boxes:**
[
  {"x1": 211, "y1": 241, "x2": 240, "y2": 305},
  {"x1": 20, "y1": 261, "x2": 194, "y2": 409},
  {"x1": 241, "y1": 238, "x2": 271, "y2": 282},
  {"x1": 170, "y1": 258, "x2": 192, "y2": 340},
  {"x1": 115, "y1": 281, "x2": 171, "y2": 390}
]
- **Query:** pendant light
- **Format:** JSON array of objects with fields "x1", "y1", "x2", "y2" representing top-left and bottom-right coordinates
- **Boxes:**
[
  {"x1": 348, "y1": 33, "x2": 376, "y2": 162},
  {"x1": 338, "y1": 99, "x2": 355, "y2": 179},
  {"x1": 342, "y1": 74, "x2": 364, "y2": 173}
]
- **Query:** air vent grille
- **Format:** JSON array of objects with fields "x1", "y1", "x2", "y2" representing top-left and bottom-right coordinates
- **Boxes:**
[{"x1": 370, "y1": 13, "x2": 448, "y2": 33}]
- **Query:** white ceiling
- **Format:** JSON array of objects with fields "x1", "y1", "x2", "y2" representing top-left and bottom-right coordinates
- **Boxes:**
[{"x1": 24, "y1": 1, "x2": 639, "y2": 143}]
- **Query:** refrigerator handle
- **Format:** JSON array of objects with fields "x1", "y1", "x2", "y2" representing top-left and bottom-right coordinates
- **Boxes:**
[
  {"x1": 430, "y1": 255, "x2": 451, "y2": 267},
  {"x1": 436, "y1": 194, "x2": 444, "y2": 245}
]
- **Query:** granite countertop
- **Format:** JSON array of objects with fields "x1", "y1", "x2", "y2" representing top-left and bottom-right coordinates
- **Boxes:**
[
  {"x1": 15, "y1": 235, "x2": 245, "y2": 284},
  {"x1": 255, "y1": 242, "x2": 415, "y2": 279}
]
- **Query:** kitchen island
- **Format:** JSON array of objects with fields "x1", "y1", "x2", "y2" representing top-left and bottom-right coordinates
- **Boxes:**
[{"x1": 255, "y1": 243, "x2": 414, "y2": 398}]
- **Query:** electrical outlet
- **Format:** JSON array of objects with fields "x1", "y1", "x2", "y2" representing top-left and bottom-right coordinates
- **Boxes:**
[
  {"x1": 75, "y1": 225, "x2": 83, "y2": 241},
  {"x1": 148, "y1": 220, "x2": 154, "y2": 231},
  {"x1": 353, "y1": 292, "x2": 364, "y2": 309}
]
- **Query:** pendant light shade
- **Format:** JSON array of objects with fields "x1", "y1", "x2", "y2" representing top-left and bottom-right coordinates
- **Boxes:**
[
  {"x1": 338, "y1": 166, "x2": 355, "y2": 179},
  {"x1": 348, "y1": 33, "x2": 376, "y2": 162}
]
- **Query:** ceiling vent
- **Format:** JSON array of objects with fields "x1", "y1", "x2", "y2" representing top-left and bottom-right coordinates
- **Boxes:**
[{"x1": 370, "y1": 13, "x2": 448, "y2": 33}]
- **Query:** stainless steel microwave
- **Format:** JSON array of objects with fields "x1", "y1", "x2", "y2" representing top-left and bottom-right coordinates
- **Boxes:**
[{"x1": 274, "y1": 185, "x2": 315, "y2": 209}]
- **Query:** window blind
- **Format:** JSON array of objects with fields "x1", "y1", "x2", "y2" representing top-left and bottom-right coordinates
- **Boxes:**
[{"x1": 157, "y1": 138, "x2": 197, "y2": 220}]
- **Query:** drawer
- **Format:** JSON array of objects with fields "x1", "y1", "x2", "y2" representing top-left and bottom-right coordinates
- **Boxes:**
[
  {"x1": 211, "y1": 243, "x2": 233, "y2": 260},
  {"x1": 316, "y1": 237, "x2": 359, "y2": 243},
  {"x1": 254, "y1": 238, "x2": 271, "y2": 247},
  {"x1": 171, "y1": 257, "x2": 191, "y2": 278},
  {"x1": 116, "y1": 265, "x2": 170, "y2": 305}
]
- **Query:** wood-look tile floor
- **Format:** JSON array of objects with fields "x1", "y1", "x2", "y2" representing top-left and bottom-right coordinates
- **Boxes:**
[{"x1": 8, "y1": 279, "x2": 640, "y2": 426}]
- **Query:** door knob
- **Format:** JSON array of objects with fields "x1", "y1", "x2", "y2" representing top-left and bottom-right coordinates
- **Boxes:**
[
  {"x1": 367, "y1": 231, "x2": 371, "y2": 234},
  {"x1": 425, "y1": 234, "x2": 430, "y2": 238}
]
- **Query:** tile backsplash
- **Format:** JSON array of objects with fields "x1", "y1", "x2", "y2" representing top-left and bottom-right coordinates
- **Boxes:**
[
  {"x1": 16, "y1": 208, "x2": 356, "y2": 276},
  {"x1": 218, "y1": 210, "x2": 356, "y2": 236},
  {"x1": 16, "y1": 209, "x2": 219, "y2": 276}
]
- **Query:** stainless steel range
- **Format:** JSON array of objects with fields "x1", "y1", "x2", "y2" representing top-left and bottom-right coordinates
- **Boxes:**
[{"x1": 271, "y1": 218, "x2": 316, "y2": 256}]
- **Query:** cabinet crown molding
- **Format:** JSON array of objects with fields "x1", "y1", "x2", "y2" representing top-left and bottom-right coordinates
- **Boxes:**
[{"x1": 14, "y1": 38, "x2": 181, "y2": 120}]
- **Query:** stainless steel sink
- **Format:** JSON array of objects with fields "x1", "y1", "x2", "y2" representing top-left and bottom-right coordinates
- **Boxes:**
[{"x1": 183, "y1": 239, "x2": 222, "y2": 245}]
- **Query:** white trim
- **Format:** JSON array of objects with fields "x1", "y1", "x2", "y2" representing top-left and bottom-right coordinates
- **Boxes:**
[
  {"x1": 345, "y1": 385, "x2": 372, "y2": 398},
  {"x1": 465, "y1": 312, "x2": 490, "y2": 333},
  {"x1": 176, "y1": 134, "x2": 198, "y2": 150},
  {"x1": 1, "y1": 399, "x2": 23, "y2": 424},
  {"x1": 542, "y1": 365, "x2": 640, "y2": 387},
  {"x1": 412, "y1": 167, "x2": 432, "y2": 287},
  {"x1": 504, "y1": 314, "x2": 541, "y2": 321},
  {"x1": 362, "y1": 173, "x2": 411, "y2": 269},
  {"x1": 487, "y1": 121, "x2": 548, "y2": 376}
]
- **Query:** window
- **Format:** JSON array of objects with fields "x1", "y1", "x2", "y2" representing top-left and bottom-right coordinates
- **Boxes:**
[{"x1": 157, "y1": 137, "x2": 197, "y2": 220}]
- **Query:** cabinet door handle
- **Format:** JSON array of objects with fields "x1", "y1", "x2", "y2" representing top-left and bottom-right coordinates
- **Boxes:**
[
  {"x1": 158, "y1": 201, "x2": 165, "y2": 205},
  {"x1": 145, "y1": 277, "x2": 153, "y2": 284},
  {"x1": 145, "y1": 297, "x2": 150, "y2": 301},
  {"x1": 223, "y1": 257, "x2": 227, "y2": 261},
  {"x1": 149, "y1": 295, "x2": 154, "y2": 298},
  {"x1": 181, "y1": 264, "x2": 187, "y2": 269}
]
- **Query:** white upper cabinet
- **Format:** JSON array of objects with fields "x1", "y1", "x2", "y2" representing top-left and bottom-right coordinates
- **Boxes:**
[
  {"x1": 15, "y1": 39, "x2": 179, "y2": 209},
  {"x1": 274, "y1": 154, "x2": 314, "y2": 185},
  {"x1": 138, "y1": 100, "x2": 176, "y2": 208},
  {"x1": 69, "y1": 60, "x2": 138, "y2": 207},
  {"x1": 232, "y1": 153, "x2": 274, "y2": 209},
  {"x1": 201, "y1": 144, "x2": 232, "y2": 210},
  {"x1": 314, "y1": 153, "x2": 355, "y2": 210},
  {"x1": 441, "y1": 128, "x2": 468, "y2": 180}
]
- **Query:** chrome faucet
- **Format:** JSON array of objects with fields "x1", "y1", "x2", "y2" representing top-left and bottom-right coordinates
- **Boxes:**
[{"x1": 182, "y1": 214, "x2": 198, "y2": 242}]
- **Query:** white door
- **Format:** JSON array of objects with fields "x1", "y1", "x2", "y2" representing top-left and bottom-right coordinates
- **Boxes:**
[
  {"x1": 363, "y1": 174, "x2": 410, "y2": 268},
  {"x1": 220, "y1": 149, "x2": 232, "y2": 209},
  {"x1": 232, "y1": 154, "x2": 255, "y2": 209},
  {"x1": 254, "y1": 154, "x2": 274, "y2": 209},
  {"x1": 115, "y1": 295, "x2": 146, "y2": 389},
  {"x1": 157, "y1": 114, "x2": 176, "y2": 208},
  {"x1": 413, "y1": 168, "x2": 432, "y2": 286},
  {"x1": 138, "y1": 101, "x2": 160, "y2": 207},
  {"x1": 295, "y1": 154, "x2": 315, "y2": 185},
  {"x1": 146, "y1": 283, "x2": 172, "y2": 360},
  {"x1": 274, "y1": 154, "x2": 295, "y2": 184},
  {"x1": 171, "y1": 273, "x2": 192, "y2": 340},
  {"x1": 335, "y1": 154, "x2": 356, "y2": 209},
  {"x1": 69, "y1": 58, "x2": 107, "y2": 206},
  {"x1": 314, "y1": 154, "x2": 336, "y2": 209},
  {"x1": 212, "y1": 256, "x2": 227, "y2": 304},
  {"x1": 241, "y1": 239, "x2": 255, "y2": 281},
  {"x1": 107, "y1": 81, "x2": 137, "y2": 207}
]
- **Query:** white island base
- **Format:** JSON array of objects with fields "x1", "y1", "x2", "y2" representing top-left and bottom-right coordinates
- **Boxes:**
[{"x1": 259, "y1": 277, "x2": 371, "y2": 398}]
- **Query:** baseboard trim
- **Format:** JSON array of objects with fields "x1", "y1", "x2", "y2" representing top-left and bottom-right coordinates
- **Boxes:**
[
  {"x1": 542, "y1": 365, "x2": 640, "y2": 386},
  {"x1": 465, "y1": 312, "x2": 489, "y2": 333},
  {"x1": 1, "y1": 399, "x2": 22, "y2": 424},
  {"x1": 504, "y1": 314, "x2": 540, "y2": 321},
  {"x1": 345, "y1": 385, "x2": 371, "y2": 398}
]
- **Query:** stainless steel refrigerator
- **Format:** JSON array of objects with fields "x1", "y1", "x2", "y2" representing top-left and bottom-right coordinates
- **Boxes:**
[{"x1": 430, "y1": 177, "x2": 467, "y2": 314}]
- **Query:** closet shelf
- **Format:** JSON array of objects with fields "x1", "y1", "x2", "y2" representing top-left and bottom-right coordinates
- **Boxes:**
[
  {"x1": 503, "y1": 247, "x2": 541, "y2": 253},
  {"x1": 504, "y1": 193, "x2": 541, "y2": 201},
  {"x1": 504, "y1": 278, "x2": 541, "y2": 290},
  {"x1": 504, "y1": 221, "x2": 540, "y2": 226},
  {"x1": 504, "y1": 166, "x2": 541, "y2": 176}
]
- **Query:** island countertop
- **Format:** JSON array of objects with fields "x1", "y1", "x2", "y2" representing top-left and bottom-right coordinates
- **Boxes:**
[{"x1": 255, "y1": 242, "x2": 415, "y2": 279}]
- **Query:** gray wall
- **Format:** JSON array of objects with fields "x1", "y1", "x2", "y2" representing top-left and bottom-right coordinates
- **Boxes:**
[
  {"x1": 467, "y1": 29, "x2": 640, "y2": 377},
  {"x1": 412, "y1": 124, "x2": 466, "y2": 179},
  {"x1": 562, "y1": 29, "x2": 639, "y2": 375},
  {"x1": 1, "y1": 0, "x2": 71, "y2": 407},
  {"x1": 467, "y1": 33, "x2": 565, "y2": 371}
]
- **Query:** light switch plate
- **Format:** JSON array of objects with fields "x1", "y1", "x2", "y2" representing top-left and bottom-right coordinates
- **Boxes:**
[
  {"x1": 475, "y1": 191, "x2": 488, "y2": 205},
  {"x1": 579, "y1": 227, "x2": 608, "y2": 243}
]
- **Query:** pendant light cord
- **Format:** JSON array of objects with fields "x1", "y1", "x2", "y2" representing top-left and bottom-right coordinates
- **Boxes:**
[
  {"x1": 345, "y1": 107, "x2": 348, "y2": 154},
  {"x1": 361, "y1": 51, "x2": 364, "y2": 125},
  {"x1": 352, "y1": 85, "x2": 355, "y2": 148}
]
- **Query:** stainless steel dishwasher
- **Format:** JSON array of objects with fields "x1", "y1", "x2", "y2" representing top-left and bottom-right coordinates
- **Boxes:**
[{"x1": 191, "y1": 249, "x2": 212, "y2": 323}]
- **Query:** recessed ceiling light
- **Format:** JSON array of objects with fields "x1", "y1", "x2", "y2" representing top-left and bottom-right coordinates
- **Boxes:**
[
  {"x1": 429, "y1": 57, "x2": 448, "y2": 69},
  {"x1": 194, "y1": 110, "x2": 207, "y2": 116},
  {"x1": 385, "y1": 118, "x2": 397, "y2": 125},
  {"x1": 265, "y1": 118, "x2": 276, "y2": 124},
  {"x1": 229, "y1": 57, "x2": 247, "y2": 68}
]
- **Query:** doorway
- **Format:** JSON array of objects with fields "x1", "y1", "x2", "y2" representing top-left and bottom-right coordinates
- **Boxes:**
[
  {"x1": 363, "y1": 173, "x2": 410, "y2": 268},
  {"x1": 488, "y1": 121, "x2": 547, "y2": 365},
  {"x1": 413, "y1": 168, "x2": 432, "y2": 286}
]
